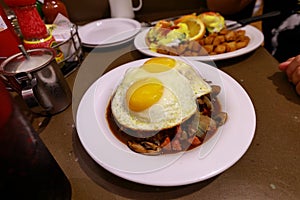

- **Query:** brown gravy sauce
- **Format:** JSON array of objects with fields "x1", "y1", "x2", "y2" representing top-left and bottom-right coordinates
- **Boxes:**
[{"x1": 106, "y1": 97, "x2": 222, "y2": 154}]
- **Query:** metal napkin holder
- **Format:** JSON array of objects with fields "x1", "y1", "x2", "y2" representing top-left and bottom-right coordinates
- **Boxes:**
[{"x1": 51, "y1": 23, "x2": 84, "y2": 77}]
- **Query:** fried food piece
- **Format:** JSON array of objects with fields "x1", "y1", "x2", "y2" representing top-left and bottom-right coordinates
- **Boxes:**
[
  {"x1": 183, "y1": 50, "x2": 193, "y2": 56},
  {"x1": 225, "y1": 30, "x2": 237, "y2": 41},
  {"x1": 177, "y1": 43, "x2": 187, "y2": 54},
  {"x1": 236, "y1": 41, "x2": 248, "y2": 49},
  {"x1": 199, "y1": 47, "x2": 210, "y2": 56},
  {"x1": 236, "y1": 35, "x2": 250, "y2": 49},
  {"x1": 214, "y1": 44, "x2": 226, "y2": 54},
  {"x1": 157, "y1": 46, "x2": 171, "y2": 55},
  {"x1": 213, "y1": 35, "x2": 225, "y2": 46},
  {"x1": 190, "y1": 40, "x2": 201, "y2": 51},
  {"x1": 203, "y1": 45, "x2": 214, "y2": 54},
  {"x1": 236, "y1": 29, "x2": 246, "y2": 36},
  {"x1": 204, "y1": 35, "x2": 215, "y2": 45},
  {"x1": 225, "y1": 42, "x2": 237, "y2": 52},
  {"x1": 219, "y1": 28, "x2": 229, "y2": 35},
  {"x1": 168, "y1": 47, "x2": 179, "y2": 56}
]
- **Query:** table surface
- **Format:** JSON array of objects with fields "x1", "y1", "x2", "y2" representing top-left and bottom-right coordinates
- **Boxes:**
[{"x1": 39, "y1": 33, "x2": 300, "y2": 199}]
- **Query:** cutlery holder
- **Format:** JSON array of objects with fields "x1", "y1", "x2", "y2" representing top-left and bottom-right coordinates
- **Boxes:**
[{"x1": 51, "y1": 23, "x2": 84, "y2": 76}]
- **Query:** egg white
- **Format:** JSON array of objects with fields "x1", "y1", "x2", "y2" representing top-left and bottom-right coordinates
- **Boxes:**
[
  {"x1": 170, "y1": 59, "x2": 212, "y2": 97},
  {"x1": 110, "y1": 58, "x2": 212, "y2": 132}
]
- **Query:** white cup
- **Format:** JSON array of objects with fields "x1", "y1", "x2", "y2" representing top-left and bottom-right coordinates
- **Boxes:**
[{"x1": 109, "y1": 0, "x2": 143, "y2": 19}]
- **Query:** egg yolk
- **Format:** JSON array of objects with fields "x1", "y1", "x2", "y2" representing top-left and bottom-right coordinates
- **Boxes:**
[
  {"x1": 126, "y1": 78, "x2": 164, "y2": 112},
  {"x1": 142, "y1": 57, "x2": 176, "y2": 73}
]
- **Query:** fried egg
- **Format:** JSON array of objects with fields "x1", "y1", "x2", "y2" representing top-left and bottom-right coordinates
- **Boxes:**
[
  {"x1": 110, "y1": 57, "x2": 211, "y2": 132},
  {"x1": 143, "y1": 57, "x2": 211, "y2": 98}
]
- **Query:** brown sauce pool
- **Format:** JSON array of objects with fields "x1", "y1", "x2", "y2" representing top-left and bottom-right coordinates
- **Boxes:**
[{"x1": 106, "y1": 96, "x2": 223, "y2": 154}]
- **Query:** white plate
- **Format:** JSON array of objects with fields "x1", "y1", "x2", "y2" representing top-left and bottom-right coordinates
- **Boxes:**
[
  {"x1": 134, "y1": 24, "x2": 264, "y2": 61},
  {"x1": 76, "y1": 58, "x2": 256, "y2": 186},
  {"x1": 78, "y1": 18, "x2": 141, "y2": 47}
]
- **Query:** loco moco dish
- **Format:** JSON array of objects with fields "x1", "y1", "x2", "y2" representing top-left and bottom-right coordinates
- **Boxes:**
[{"x1": 106, "y1": 57, "x2": 227, "y2": 155}]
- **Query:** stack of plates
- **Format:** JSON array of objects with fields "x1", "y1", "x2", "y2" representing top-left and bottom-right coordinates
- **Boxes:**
[{"x1": 78, "y1": 18, "x2": 141, "y2": 48}]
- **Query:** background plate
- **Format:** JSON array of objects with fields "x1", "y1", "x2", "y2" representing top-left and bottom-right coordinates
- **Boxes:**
[
  {"x1": 79, "y1": 18, "x2": 141, "y2": 47},
  {"x1": 134, "y1": 24, "x2": 264, "y2": 61}
]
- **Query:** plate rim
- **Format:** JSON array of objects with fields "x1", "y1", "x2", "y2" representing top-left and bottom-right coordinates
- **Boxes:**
[
  {"x1": 134, "y1": 23, "x2": 264, "y2": 61},
  {"x1": 76, "y1": 58, "x2": 256, "y2": 186}
]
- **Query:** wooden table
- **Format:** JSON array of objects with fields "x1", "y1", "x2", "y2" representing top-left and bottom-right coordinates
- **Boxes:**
[{"x1": 40, "y1": 40, "x2": 300, "y2": 199}]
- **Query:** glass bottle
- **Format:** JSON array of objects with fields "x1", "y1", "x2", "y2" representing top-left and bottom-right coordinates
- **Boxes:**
[
  {"x1": 4, "y1": 0, "x2": 49, "y2": 40},
  {"x1": 42, "y1": 0, "x2": 69, "y2": 24},
  {"x1": 0, "y1": 5, "x2": 20, "y2": 62},
  {"x1": 36, "y1": 0, "x2": 44, "y2": 18},
  {"x1": 0, "y1": 79, "x2": 72, "y2": 199}
]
